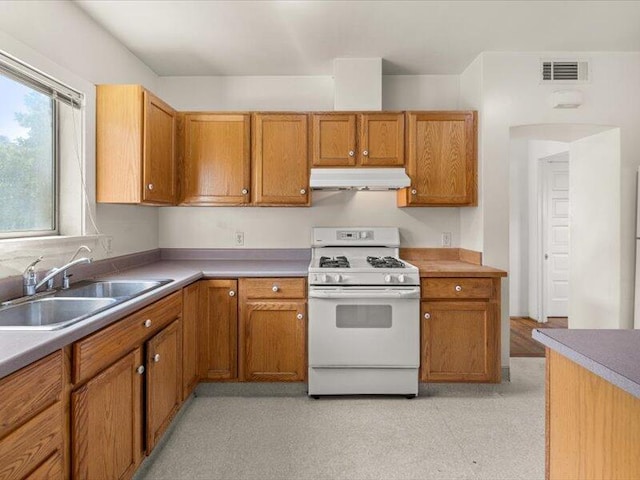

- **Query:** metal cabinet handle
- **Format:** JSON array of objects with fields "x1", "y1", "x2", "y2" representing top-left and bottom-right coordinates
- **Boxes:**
[
  {"x1": 297, "y1": 313, "x2": 304, "y2": 320},
  {"x1": 411, "y1": 189, "x2": 417, "y2": 195},
  {"x1": 147, "y1": 183, "x2": 154, "y2": 191},
  {"x1": 137, "y1": 365, "x2": 145, "y2": 375},
  {"x1": 144, "y1": 319, "x2": 152, "y2": 328},
  {"x1": 424, "y1": 313, "x2": 431, "y2": 320},
  {"x1": 455, "y1": 285, "x2": 462, "y2": 292},
  {"x1": 363, "y1": 150, "x2": 368, "y2": 156},
  {"x1": 348, "y1": 150, "x2": 355, "y2": 157},
  {"x1": 153, "y1": 354, "x2": 161, "y2": 363},
  {"x1": 272, "y1": 285, "x2": 279, "y2": 292},
  {"x1": 229, "y1": 290, "x2": 235, "y2": 297},
  {"x1": 300, "y1": 188, "x2": 306, "y2": 195},
  {"x1": 242, "y1": 188, "x2": 248, "y2": 195}
]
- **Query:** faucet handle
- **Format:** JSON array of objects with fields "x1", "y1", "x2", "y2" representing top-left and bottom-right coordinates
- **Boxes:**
[{"x1": 23, "y1": 256, "x2": 43, "y2": 276}]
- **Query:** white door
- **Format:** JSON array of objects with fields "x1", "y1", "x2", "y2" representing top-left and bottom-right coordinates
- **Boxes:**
[{"x1": 542, "y1": 159, "x2": 570, "y2": 319}]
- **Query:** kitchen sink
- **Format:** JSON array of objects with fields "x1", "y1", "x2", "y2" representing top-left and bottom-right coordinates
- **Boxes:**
[
  {"x1": 56, "y1": 280, "x2": 171, "y2": 299},
  {"x1": 0, "y1": 297, "x2": 117, "y2": 330},
  {"x1": 0, "y1": 278, "x2": 173, "y2": 330}
]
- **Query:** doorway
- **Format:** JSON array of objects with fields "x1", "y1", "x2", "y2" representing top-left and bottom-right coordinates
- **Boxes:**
[{"x1": 539, "y1": 153, "x2": 569, "y2": 321}]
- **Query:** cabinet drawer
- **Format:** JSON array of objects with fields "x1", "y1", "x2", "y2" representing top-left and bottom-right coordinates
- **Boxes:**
[
  {"x1": 0, "y1": 351, "x2": 62, "y2": 439},
  {"x1": 421, "y1": 278, "x2": 494, "y2": 299},
  {"x1": 0, "y1": 403, "x2": 62, "y2": 480},
  {"x1": 240, "y1": 278, "x2": 306, "y2": 299},
  {"x1": 73, "y1": 292, "x2": 182, "y2": 384}
]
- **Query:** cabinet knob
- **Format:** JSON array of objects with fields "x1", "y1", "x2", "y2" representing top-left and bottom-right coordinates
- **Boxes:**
[
  {"x1": 348, "y1": 150, "x2": 355, "y2": 157},
  {"x1": 272, "y1": 285, "x2": 279, "y2": 292},
  {"x1": 411, "y1": 189, "x2": 417, "y2": 195},
  {"x1": 297, "y1": 313, "x2": 304, "y2": 320},
  {"x1": 137, "y1": 365, "x2": 145, "y2": 375},
  {"x1": 229, "y1": 290, "x2": 235, "y2": 297},
  {"x1": 424, "y1": 313, "x2": 431, "y2": 320},
  {"x1": 455, "y1": 285, "x2": 462, "y2": 292},
  {"x1": 300, "y1": 188, "x2": 306, "y2": 195},
  {"x1": 147, "y1": 183, "x2": 154, "y2": 191},
  {"x1": 143, "y1": 319, "x2": 152, "y2": 328},
  {"x1": 241, "y1": 188, "x2": 248, "y2": 195},
  {"x1": 153, "y1": 353, "x2": 161, "y2": 363},
  {"x1": 363, "y1": 150, "x2": 369, "y2": 156}
]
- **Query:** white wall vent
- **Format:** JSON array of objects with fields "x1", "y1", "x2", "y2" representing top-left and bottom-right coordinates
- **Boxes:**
[{"x1": 541, "y1": 60, "x2": 589, "y2": 83}]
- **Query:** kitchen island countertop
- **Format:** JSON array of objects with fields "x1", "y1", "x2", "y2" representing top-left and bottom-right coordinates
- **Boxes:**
[{"x1": 533, "y1": 328, "x2": 640, "y2": 399}]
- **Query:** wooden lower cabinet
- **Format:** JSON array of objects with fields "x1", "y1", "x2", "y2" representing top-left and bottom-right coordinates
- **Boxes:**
[
  {"x1": 199, "y1": 279, "x2": 238, "y2": 380},
  {"x1": 421, "y1": 301, "x2": 498, "y2": 382},
  {"x1": 71, "y1": 348, "x2": 143, "y2": 480},
  {"x1": 25, "y1": 452, "x2": 63, "y2": 480},
  {"x1": 146, "y1": 320, "x2": 182, "y2": 454},
  {"x1": 182, "y1": 283, "x2": 200, "y2": 398},
  {"x1": 420, "y1": 276, "x2": 501, "y2": 383},
  {"x1": 239, "y1": 300, "x2": 307, "y2": 381}
]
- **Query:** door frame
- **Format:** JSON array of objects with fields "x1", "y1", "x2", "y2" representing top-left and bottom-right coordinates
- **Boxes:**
[{"x1": 537, "y1": 153, "x2": 569, "y2": 323}]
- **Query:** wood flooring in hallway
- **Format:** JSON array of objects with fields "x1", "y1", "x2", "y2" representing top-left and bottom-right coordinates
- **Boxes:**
[{"x1": 510, "y1": 316, "x2": 568, "y2": 357}]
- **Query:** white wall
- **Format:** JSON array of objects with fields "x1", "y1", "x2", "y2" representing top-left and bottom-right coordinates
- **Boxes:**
[
  {"x1": 0, "y1": 1, "x2": 160, "y2": 278},
  {"x1": 468, "y1": 52, "x2": 640, "y2": 368},
  {"x1": 157, "y1": 74, "x2": 462, "y2": 248},
  {"x1": 569, "y1": 129, "x2": 621, "y2": 328}
]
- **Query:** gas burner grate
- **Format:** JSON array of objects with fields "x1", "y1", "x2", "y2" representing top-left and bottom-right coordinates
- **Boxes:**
[
  {"x1": 366, "y1": 256, "x2": 406, "y2": 268},
  {"x1": 319, "y1": 256, "x2": 350, "y2": 268}
]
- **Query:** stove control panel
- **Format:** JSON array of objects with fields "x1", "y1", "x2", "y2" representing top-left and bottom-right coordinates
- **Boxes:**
[
  {"x1": 337, "y1": 230, "x2": 373, "y2": 241},
  {"x1": 315, "y1": 274, "x2": 346, "y2": 284}
]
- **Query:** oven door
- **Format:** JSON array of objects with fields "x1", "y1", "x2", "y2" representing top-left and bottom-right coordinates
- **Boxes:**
[{"x1": 308, "y1": 287, "x2": 420, "y2": 367}]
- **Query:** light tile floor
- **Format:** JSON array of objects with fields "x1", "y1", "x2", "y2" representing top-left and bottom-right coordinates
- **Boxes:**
[{"x1": 138, "y1": 358, "x2": 545, "y2": 480}]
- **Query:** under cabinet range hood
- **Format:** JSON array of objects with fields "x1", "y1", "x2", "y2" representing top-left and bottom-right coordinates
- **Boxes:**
[{"x1": 309, "y1": 168, "x2": 411, "y2": 191}]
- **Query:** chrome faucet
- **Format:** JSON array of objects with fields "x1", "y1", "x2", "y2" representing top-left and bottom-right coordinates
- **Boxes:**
[{"x1": 23, "y1": 246, "x2": 93, "y2": 296}]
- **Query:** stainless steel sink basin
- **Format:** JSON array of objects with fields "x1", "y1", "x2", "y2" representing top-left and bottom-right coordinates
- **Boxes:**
[
  {"x1": 0, "y1": 297, "x2": 117, "y2": 330},
  {"x1": 56, "y1": 280, "x2": 170, "y2": 299}
]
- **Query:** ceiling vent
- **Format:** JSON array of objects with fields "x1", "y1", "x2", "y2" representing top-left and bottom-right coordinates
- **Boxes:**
[{"x1": 541, "y1": 60, "x2": 589, "y2": 83}]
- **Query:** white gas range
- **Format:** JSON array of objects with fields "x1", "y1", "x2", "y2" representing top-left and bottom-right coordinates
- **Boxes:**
[{"x1": 307, "y1": 227, "x2": 420, "y2": 398}]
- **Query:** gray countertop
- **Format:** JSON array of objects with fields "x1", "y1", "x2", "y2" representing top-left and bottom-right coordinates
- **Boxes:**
[
  {"x1": 532, "y1": 328, "x2": 640, "y2": 399},
  {"x1": 0, "y1": 259, "x2": 309, "y2": 379}
]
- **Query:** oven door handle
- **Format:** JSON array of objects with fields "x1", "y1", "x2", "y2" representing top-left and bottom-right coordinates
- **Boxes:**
[{"x1": 308, "y1": 289, "x2": 420, "y2": 299}]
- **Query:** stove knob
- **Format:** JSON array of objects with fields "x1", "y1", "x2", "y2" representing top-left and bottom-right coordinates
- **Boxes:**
[
  {"x1": 384, "y1": 275, "x2": 392, "y2": 283},
  {"x1": 334, "y1": 274, "x2": 342, "y2": 283},
  {"x1": 321, "y1": 274, "x2": 329, "y2": 283},
  {"x1": 398, "y1": 274, "x2": 406, "y2": 283}
]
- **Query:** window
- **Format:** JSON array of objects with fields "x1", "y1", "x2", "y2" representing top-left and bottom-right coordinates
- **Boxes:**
[{"x1": 0, "y1": 51, "x2": 83, "y2": 238}]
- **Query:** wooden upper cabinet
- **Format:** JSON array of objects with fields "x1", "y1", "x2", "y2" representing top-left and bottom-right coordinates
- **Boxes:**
[
  {"x1": 311, "y1": 114, "x2": 357, "y2": 167},
  {"x1": 311, "y1": 112, "x2": 404, "y2": 167},
  {"x1": 97, "y1": 85, "x2": 177, "y2": 205},
  {"x1": 399, "y1": 111, "x2": 477, "y2": 207},
  {"x1": 181, "y1": 113, "x2": 251, "y2": 205},
  {"x1": 252, "y1": 113, "x2": 310, "y2": 205},
  {"x1": 359, "y1": 113, "x2": 404, "y2": 166}
]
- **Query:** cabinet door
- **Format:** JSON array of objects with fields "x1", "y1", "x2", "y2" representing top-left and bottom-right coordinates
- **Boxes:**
[
  {"x1": 198, "y1": 280, "x2": 238, "y2": 381},
  {"x1": 421, "y1": 301, "x2": 499, "y2": 382},
  {"x1": 311, "y1": 113, "x2": 357, "y2": 167},
  {"x1": 72, "y1": 348, "x2": 143, "y2": 480},
  {"x1": 143, "y1": 91, "x2": 177, "y2": 204},
  {"x1": 253, "y1": 114, "x2": 309, "y2": 205},
  {"x1": 182, "y1": 283, "x2": 199, "y2": 399},
  {"x1": 400, "y1": 111, "x2": 476, "y2": 206},
  {"x1": 146, "y1": 320, "x2": 182, "y2": 454},
  {"x1": 359, "y1": 113, "x2": 404, "y2": 166},
  {"x1": 240, "y1": 300, "x2": 306, "y2": 381},
  {"x1": 182, "y1": 114, "x2": 251, "y2": 205}
]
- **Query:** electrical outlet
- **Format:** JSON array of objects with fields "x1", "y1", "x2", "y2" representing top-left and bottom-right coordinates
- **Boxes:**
[
  {"x1": 441, "y1": 232, "x2": 452, "y2": 247},
  {"x1": 234, "y1": 232, "x2": 245, "y2": 246}
]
